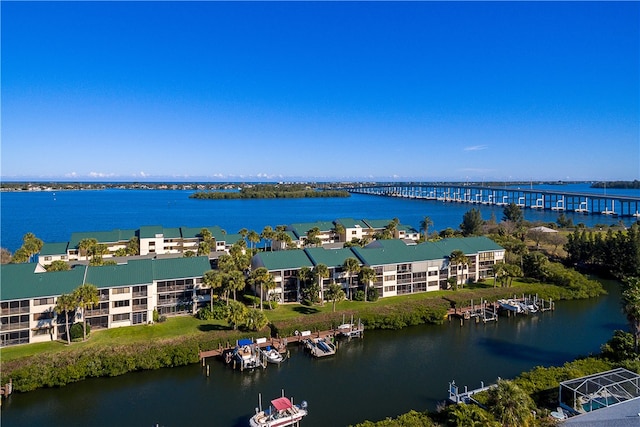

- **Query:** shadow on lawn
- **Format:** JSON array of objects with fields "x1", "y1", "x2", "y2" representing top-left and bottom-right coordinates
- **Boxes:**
[
  {"x1": 293, "y1": 306, "x2": 320, "y2": 315},
  {"x1": 198, "y1": 324, "x2": 230, "y2": 332}
]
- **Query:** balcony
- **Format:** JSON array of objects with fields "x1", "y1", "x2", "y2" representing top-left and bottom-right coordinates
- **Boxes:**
[
  {"x1": 0, "y1": 321, "x2": 30, "y2": 331},
  {"x1": 1, "y1": 307, "x2": 30, "y2": 316},
  {"x1": 87, "y1": 309, "x2": 110, "y2": 317}
]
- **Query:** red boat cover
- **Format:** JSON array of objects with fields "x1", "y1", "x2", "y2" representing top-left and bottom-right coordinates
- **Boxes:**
[{"x1": 271, "y1": 397, "x2": 293, "y2": 411}]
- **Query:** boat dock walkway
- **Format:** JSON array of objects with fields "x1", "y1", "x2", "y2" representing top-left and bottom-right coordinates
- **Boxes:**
[
  {"x1": 447, "y1": 294, "x2": 555, "y2": 325},
  {"x1": 198, "y1": 329, "x2": 340, "y2": 362},
  {"x1": 448, "y1": 379, "x2": 497, "y2": 405}
]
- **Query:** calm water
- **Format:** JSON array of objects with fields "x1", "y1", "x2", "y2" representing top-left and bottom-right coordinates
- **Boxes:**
[
  {"x1": 0, "y1": 183, "x2": 631, "y2": 425},
  {"x1": 1, "y1": 281, "x2": 626, "y2": 426},
  {"x1": 1, "y1": 183, "x2": 637, "y2": 252}
]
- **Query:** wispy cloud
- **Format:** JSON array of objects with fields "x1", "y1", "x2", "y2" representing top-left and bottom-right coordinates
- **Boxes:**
[
  {"x1": 88, "y1": 171, "x2": 117, "y2": 178},
  {"x1": 464, "y1": 145, "x2": 488, "y2": 152}
]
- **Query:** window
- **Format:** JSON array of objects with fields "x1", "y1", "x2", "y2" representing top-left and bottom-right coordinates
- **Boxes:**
[
  {"x1": 44, "y1": 256, "x2": 52, "y2": 261},
  {"x1": 35, "y1": 297, "x2": 55, "y2": 306},
  {"x1": 112, "y1": 300, "x2": 130, "y2": 308},
  {"x1": 383, "y1": 285, "x2": 396, "y2": 293},
  {"x1": 112, "y1": 287, "x2": 130, "y2": 295},
  {"x1": 383, "y1": 275, "x2": 396, "y2": 282},
  {"x1": 32, "y1": 328, "x2": 50, "y2": 337},
  {"x1": 351, "y1": 230, "x2": 357, "y2": 235},
  {"x1": 132, "y1": 312, "x2": 147, "y2": 325},
  {"x1": 112, "y1": 313, "x2": 130, "y2": 322}
]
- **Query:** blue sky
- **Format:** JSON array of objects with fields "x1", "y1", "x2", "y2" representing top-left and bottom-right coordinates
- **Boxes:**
[{"x1": 2, "y1": 1, "x2": 638, "y2": 182}]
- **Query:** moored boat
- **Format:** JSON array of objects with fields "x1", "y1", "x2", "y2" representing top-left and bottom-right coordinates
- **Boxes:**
[
  {"x1": 497, "y1": 299, "x2": 523, "y2": 313},
  {"x1": 250, "y1": 392, "x2": 308, "y2": 427},
  {"x1": 261, "y1": 346, "x2": 286, "y2": 364}
]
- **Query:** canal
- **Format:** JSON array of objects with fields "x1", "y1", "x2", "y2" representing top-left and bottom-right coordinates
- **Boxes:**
[{"x1": 1, "y1": 280, "x2": 626, "y2": 427}]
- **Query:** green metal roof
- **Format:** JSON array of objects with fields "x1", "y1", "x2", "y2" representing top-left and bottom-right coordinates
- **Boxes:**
[
  {"x1": 180, "y1": 226, "x2": 224, "y2": 240},
  {"x1": 139, "y1": 225, "x2": 165, "y2": 239},
  {"x1": 40, "y1": 242, "x2": 69, "y2": 256},
  {"x1": 69, "y1": 229, "x2": 136, "y2": 248},
  {"x1": 1, "y1": 264, "x2": 85, "y2": 301},
  {"x1": 152, "y1": 256, "x2": 211, "y2": 280},
  {"x1": 438, "y1": 236, "x2": 504, "y2": 255},
  {"x1": 304, "y1": 247, "x2": 360, "y2": 268},
  {"x1": 335, "y1": 218, "x2": 368, "y2": 229},
  {"x1": 1, "y1": 257, "x2": 212, "y2": 301},
  {"x1": 351, "y1": 237, "x2": 502, "y2": 266},
  {"x1": 222, "y1": 233, "x2": 243, "y2": 245},
  {"x1": 86, "y1": 259, "x2": 153, "y2": 288},
  {"x1": 398, "y1": 224, "x2": 419, "y2": 233},
  {"x1": 288, "y1": 221, "x2": 335, "y2": 239},
  {"x1": 253, "y1": 250, "x2": 313, "y2": 271},
  {"x1": 163, "y1": 227, "x2": 182, "y2": 239},
  {"x1": 362, "y1": 219, "x2": 394, "y2": 229}
]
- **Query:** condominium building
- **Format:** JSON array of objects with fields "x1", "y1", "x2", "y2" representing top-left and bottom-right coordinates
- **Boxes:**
[{"x1": 1, "y1": 257, "x2": 211, "y2": 347}]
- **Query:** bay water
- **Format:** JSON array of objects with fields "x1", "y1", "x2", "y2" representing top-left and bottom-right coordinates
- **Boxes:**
[
  {"x1": 0, "y1": 182, "x2": 633, "y2": 425},
  {"x1": 1, "y1": 183, "x2": 637, "y2": 252}
]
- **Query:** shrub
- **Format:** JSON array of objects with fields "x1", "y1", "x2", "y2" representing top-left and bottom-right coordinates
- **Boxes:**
[
  {"x1": 152, "y1": 309, "x2": 160, "y2": 322},
  {"x1": 70, "y1": 323, "x2": 89, "y2": 340},
  {"x1": 353, "y1": 290, "x2": 365, "y2": 301},
  {"x1": 367, "y1": 288, "x2": 379, "y2": 302},
  {"x1": 243, "y1": 294, "x2": 261, "y2": 307}
]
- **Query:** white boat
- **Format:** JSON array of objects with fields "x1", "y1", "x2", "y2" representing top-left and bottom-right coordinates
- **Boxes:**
[
  {"x1": 497, "y1": 299, "x2": 522, "y2": 313},
  {"x1": 261, "y1": 346, "x2": 285, "y2": 364},
  {"x1": 250, "y1": 393, "x2": 308, "y2": 427}
]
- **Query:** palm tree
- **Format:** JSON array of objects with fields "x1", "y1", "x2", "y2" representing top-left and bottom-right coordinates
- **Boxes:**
[
  {"x1": 486, "y1": 379, "x2": 534, "y2": 427},
  {"x1": 448, "y1": 250, "x2": 469, "y2": 290},
  {"x1": 332, "y1": 222, "x2": 345, "y2": 242},
  {"x1": 326, "y1": 282, "x2": 345, "y2": 312},
  {"x1": 491, "y1": 263, "x2": 508, "y2": 288},
  {"x1": 249, "y1": 267, "x2": 274, "y2": 311},
  {"x1": 261, "y1": 225, "x2": 276, "y2": 250},
  {"x1": 358, "y1": 266, "x2": 376, "y2": 302},
  {"x1": 305, "y1": 227, "x2": 322, "y2": 247},
  {"x1": 78, "y1": 238, "x2": 98, "y2": 261},
  {"x1": 247, "y1": 230, "x2": 260, "y2": 251},
  {"x1": 73, "y1": 283, "x2": 99, "y2": 342},
  {"x1": 448, "y1": 402, "x2": 498, "y2": 427},
  {"x1": 126, "y1": 236, "x2": 139, "y2": 255},
  {"x1": 197, "y1": 241, "x2": 211, "y2": 256},
  {"x1": 225, "y1": 270, "x2": 246, "y2": 302},
  {"x1": 22, "y1": 232, "x2": 43, "y2": 263},
  {"x1": 622, "y1": 277, "x2": 640, "y2": 353},
  {"x1": 245, "y1": 308, "x2": 268, "y2": 331},
  {"x1": 419, "y1": 216, "x2": 433, "y2": 241},
  {"x1": 54, "y1": 293, "x2": 76, "y2": 345},
  {"x1": 227, "y1": 300, "x2": 248, "y2": 330},
  {"x1": 237, "y1": 228, "x2": 248, "y2": 239},
  {"x1": 342, "y1": 257, "x2": 361, "y2": 299},
  {"x1": 313, "y1": 263, "x2": 330, "y2": 303},
  {"x1": 203, "y1": 270, "x2": 224, "y2": 310}
]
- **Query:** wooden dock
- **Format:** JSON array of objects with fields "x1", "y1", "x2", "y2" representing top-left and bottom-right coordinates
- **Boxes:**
[
  {"x1": 198, "y1": 329, "x2": 340, "y2": 362},
  {"x1": 447, "y1": 294, "x2": 555, "y2": 325},
  {"x1": 448, "y1": 379, "x2": 496, "y2": 405}
]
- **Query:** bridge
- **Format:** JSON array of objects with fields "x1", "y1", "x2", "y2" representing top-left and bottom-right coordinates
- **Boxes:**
[{"x1": 347, "y1": 184, "x2": 640, "y2": 218}]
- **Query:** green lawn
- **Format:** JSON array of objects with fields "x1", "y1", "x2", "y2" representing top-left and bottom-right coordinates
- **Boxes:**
[{"x1": 0, "y1": 277, "x2": 584, "y2": 363}]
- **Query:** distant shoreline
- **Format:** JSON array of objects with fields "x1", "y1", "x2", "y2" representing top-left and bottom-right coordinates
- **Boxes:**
[{"x1": 0, "y1": 180, "x2": 609, "y2": 192}]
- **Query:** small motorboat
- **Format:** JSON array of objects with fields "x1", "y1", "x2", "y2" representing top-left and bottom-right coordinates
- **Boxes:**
[
  {"x1": 261, "y1": 346, "x2": 285, "y2": 364},
  {"x1": 249, "y1": 392, "x2": 308, "y2": 427}
]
